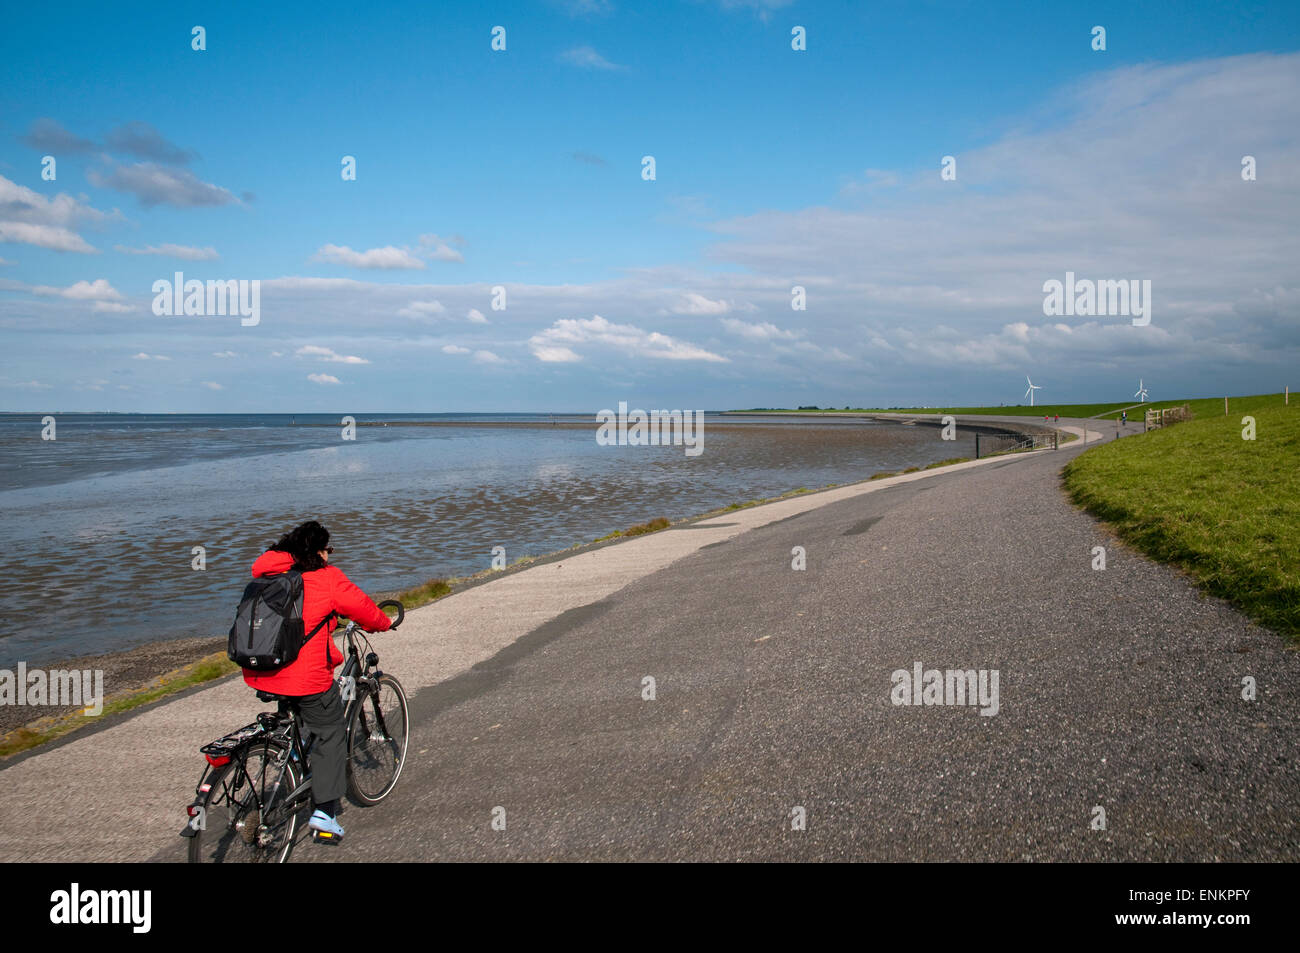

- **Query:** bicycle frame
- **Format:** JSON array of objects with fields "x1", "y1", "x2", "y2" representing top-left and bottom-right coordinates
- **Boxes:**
[{"x1": 339, "y1": 624, "x2": 393, "y2": 741}]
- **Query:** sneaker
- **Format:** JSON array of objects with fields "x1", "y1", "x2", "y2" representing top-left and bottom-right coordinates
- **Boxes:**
[{"x1": 308, "y1": 810, "x2": 344, "y2": 841}]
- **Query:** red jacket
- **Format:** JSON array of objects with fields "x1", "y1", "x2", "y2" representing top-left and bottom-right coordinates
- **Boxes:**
[{"x1": 241, "y1": 550, "x2": 392, "y2": 696}]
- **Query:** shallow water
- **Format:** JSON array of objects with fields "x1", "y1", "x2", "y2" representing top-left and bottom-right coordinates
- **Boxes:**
[{"x1": 0, "y1": 413, "x2": 975, "y2": 664}]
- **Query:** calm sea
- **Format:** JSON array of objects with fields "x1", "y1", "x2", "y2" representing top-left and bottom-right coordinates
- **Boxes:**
[{"x1": 0, "y1": 413, "x2": 975, "y2": 664}]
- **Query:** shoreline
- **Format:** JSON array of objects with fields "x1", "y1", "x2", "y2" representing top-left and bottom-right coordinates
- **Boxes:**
[{"x1": 1, "y1": 413, "x2": 1056, "y2": 755}]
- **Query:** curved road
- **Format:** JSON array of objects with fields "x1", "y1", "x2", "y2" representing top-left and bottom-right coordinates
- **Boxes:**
[{"x1": 3, "y1": 417, "x2": 1296, "y2": 861}]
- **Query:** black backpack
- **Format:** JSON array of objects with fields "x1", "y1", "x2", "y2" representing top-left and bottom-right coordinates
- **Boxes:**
[{"x1": 228, "y1": 570, "x2": 333, "y2": 670}]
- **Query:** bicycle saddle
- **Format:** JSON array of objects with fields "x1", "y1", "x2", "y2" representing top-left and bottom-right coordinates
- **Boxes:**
[{"x1": 256, "y1": 691, "x2": 292, "y2": 703}]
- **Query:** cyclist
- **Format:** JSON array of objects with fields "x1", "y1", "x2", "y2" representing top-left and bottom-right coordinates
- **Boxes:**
[{"x1": 242, "y1": 519, "x2": 393, "y2": 841}]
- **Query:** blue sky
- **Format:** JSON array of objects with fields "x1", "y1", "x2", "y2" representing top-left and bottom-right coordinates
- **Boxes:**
[{"x1": 2, "y1": 0, "x2": 1298, "y2": 411}]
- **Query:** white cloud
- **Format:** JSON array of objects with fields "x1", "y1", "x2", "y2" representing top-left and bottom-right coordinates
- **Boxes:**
[
  {"x1": 313, "y1": 234, "x2": 463, "y2": 271},
  {"x1": 92, "y1": 301, "x2": 132, "y2": 313},
  {"x1": 467, "y1": 308, "x2": 488, "y2": 324},
  {"x1": 30, "y1": 278, "x2": 123, "y2": 301},
  {"x1": 473, "y1": 349, "x2": 507, "y2": 364},
  {"x1": 262, "y1": 277, "x2": 370, "y2": 291},
  {"x1": 721, "y1": 317, "x2": 801, "y2": 341},
  {"x1": 201, "y1": 381, "x2": 222, "y2": 390},
  {"x1": 115, "y1": 243, "x2": 219, "y2": 260},
  {"x1": 307, "y1": 373, "x2": 341, "y2": 385},
  {"x1": 531, "y1": 345, "x2": 582, "y2": 363},
  {"x1": 529, "y1": 314, "x2": 729, "y2": 363},
  {"x1": 296, "y1": 344, "x2": 369, "y2": 364},
  {"x1": 213, "y1": 350, "x2": 238, "y2": 358},
  {"x1": 313, "y1": 244, "x2": 425, "y2": 270},
  {"x1": 0, "y1": 173, "x2": 112, "y2": 252},
  {"x1": 0, "y1": 222, "x2": 98, "y2": 254},
  {"x1": 417, "y1": 234, "x2": 464, "y2": 263},
  {"x1": 671, "y1": 293, "x2": 731, "y2": 315},
  {"x1": 398, "y1": 299, "x2": 446, "y2": 318},
  {"x1": 559, "y1": 0, "x2": 613, "y2": 13},
  {"x1": 559, "y1": 46, "x2": 623, "y2": 70},
  {"x1": 441, "y1": 344, "x2": 470, "y2": 355},
  {"x1": 717, "y1": 0, "x2": 795, "y2": 19}
]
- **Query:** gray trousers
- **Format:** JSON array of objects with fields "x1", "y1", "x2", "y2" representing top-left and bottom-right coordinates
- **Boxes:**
[{"x1": 295, "y1": 683, "x2": 347, "y2": 805}]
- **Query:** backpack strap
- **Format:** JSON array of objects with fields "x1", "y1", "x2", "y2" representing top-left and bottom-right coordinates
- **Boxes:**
[{"x1": 305, "y1": 610, "x2": 336, "y2": 644}]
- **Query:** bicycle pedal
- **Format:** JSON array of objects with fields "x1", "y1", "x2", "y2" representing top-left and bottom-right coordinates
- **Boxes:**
[{"x1": 311, "y1": 830, "x2": 343, "y2": 845}]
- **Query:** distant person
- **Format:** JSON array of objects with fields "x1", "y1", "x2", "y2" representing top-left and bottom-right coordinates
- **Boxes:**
[
  {"x1": 1053, "y1": 414, "x2": 1059, "y2": 423},
  {"x1": 1121, "y1": 410, "x2": 1127, "y2": 426},
  {"x1": 241, "y1": 520, "x2": 393, "y2": 842}
]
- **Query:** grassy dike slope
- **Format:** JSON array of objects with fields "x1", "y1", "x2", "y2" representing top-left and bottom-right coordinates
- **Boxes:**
[{"x1": 1064, "y1": 398, "x2": 1299, "y2": 637}]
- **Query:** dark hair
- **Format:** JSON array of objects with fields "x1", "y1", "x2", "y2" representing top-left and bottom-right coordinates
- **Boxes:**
[{"x1": 269, "y1": 519, "x2": 331, "y2": 572}]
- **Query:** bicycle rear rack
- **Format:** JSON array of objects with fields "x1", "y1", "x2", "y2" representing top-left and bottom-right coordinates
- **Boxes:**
[{"x1": 199, "y1": 719, "x2": 270, "y2": 757}]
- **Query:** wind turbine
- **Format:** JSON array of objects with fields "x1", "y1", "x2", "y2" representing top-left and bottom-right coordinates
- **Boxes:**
[
  {"x1": 1135, "y1": 379, "x2": 1149, "y2": 402},
  {"x1": 1024, "y1": 375, "x2": 1043, "y2": 407}
]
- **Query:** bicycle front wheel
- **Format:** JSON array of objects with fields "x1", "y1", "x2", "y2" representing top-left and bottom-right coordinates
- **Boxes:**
[
  {"x1": 346, "y1": 674, "x2": 410, "y2": 805},
  {"x1": 189, "y1": 739, "x2": 303, "y2": 863}
]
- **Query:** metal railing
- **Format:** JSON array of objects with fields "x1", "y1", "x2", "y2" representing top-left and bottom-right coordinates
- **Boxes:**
[{"x1": 974, "y1": 431, "x2": 1058, "y2": 459}]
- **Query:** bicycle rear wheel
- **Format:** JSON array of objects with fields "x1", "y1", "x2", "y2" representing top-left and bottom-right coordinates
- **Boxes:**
[
  {"x1": 346, "y1": 674, "x2": 409, "y2": 805},
  {"x1": 188, "y1": 739, "x2": 303, "y2": 863}
]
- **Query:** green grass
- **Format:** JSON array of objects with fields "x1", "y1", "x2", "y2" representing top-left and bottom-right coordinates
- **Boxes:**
[
  {"x1": 1064, "y1": 400, "x2": 1300, "y2": 638},
  {"x1": 1092, "y1": 392, "x2": 1290, "y2": 421},
  {"x1": 733, "y1": 401, "x2": 1137, "y2": 418},
  {"x1": 392, "y1": 577, "x2": 453, "y2": 607}
]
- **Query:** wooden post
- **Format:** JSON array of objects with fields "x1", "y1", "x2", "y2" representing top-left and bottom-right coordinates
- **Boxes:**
[{"x1": 1225, "y1": 396, "x2": 1229, "y2": 415}]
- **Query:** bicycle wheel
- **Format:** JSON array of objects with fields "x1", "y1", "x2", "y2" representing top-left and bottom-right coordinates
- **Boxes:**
[
  {"x1": 188, "y1": 739, "x2": 304, "y2": 863},
  {"x1": 346, "y1": 674, "x2": 409, "y2": 805}
]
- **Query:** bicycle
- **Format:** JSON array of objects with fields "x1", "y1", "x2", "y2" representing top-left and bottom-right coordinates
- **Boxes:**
[{"x1": 182, "y1": 600, "x2": 410, "y2": 862}]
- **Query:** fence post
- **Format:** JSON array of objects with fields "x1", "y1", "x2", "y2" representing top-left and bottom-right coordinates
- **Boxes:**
[
  {"x1": 1054, "y1": 431, "x2": 1059, "y2": 450},
  {"x1": 975, "y1": 433, "x2": 980, "y2": 459}
]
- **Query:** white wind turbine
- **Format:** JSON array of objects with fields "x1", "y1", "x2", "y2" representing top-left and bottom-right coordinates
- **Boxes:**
[
  {"x1": 1135, "y1": 379, "x2": 1149, "y2": 402},
  {"x1": 1024, "y1": 375, "x2": 1043, "y2": 407}
]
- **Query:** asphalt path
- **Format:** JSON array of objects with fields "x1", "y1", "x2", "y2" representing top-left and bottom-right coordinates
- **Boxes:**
[
  {"x1": 183, "y1": 418, "x2": 1299, "y2": 861},
  {"x1": 5, "y1": 417, "x2": 1295, "y2": 862}
]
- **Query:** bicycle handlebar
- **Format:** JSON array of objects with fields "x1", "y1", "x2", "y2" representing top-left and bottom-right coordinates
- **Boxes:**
[{"x1": 377, "y1": 599, "x2": 405, "y2": 629}]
